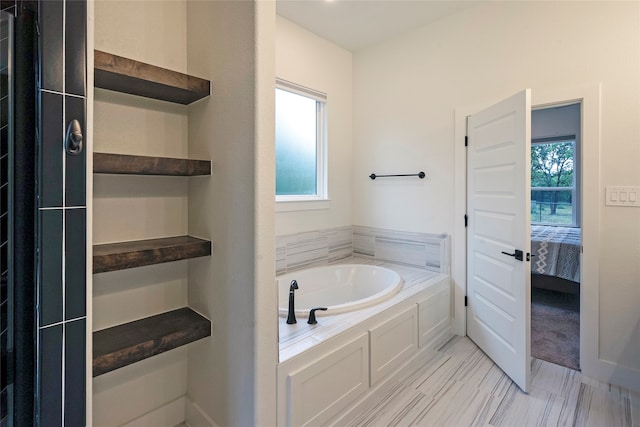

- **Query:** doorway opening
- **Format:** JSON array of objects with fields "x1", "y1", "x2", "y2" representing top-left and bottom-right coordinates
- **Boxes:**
[
  {"x1": 454, "y1": 83, "x2": 601, "y2": 390},
  {"x1": 530, "y1": 103, "x2": 581, "y2": 371}
]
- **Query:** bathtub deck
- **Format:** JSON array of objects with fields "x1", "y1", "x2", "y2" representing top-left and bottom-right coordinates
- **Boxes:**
[{"x1": 278, "y1": 257, "x2": 448, "y2": 363}]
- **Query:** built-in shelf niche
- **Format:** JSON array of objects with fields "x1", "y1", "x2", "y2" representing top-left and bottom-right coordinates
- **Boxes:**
[
  {"x1": 94, "y1": 50, "x2": 210, "y2": 104},
  {"x1": 93, "y1": 307, "x2": 211, "y2": 377},
  {"x1": 94, "y1": 152, "x2": 211, "y2": 176},
  {"x1": 92, "y1": 50, "x2": 213, "y2": 376},
  {"x1": 93, "y1": 236, "x2": 212, "y2": 274}
]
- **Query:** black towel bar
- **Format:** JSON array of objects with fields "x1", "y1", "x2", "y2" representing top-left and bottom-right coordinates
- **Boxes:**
[{"x1": 369, "y1": 171, "x2": 425, "y2": 180}]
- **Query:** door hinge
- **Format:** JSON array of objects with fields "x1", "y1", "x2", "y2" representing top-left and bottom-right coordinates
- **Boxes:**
[
  {"x1": 464, "y1": 136, "x2": 468, "y2": 147},
  {"x1": 464, "y1": 214, "x2": 468, "y2": 228},
  {"x1": 464, "y1": 296, "x2": 468, "y2": 307}
]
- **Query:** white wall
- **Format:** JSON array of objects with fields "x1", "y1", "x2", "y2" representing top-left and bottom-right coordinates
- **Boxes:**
[
  {"x1": 187, "y1": 1, "x2": 277, "y2": 426},
  {"x1": 532, "y1": 104, "x2": 581, "y2": 142},
  {"x1": 94, "y1": 0, "x2": 187, "y2": 74},
  {"x1": 353, "y1": 1, "x2": 639, "y2": 384},
  {"x1": 275, "y1": 17, "x2": 353, "y2": 236}
]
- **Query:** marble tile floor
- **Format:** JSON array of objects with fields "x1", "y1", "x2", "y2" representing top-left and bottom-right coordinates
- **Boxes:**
[{"x1": 341, "y1": 336, "x2": 638, "y2": 427}]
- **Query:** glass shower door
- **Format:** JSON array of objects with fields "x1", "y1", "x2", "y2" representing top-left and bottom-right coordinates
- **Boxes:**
[
  {"x1": 2, "y1": 8, "x2": 37, "y2": 424},
  {"x1": 1, "y1": 10, "x2": 14, "y2": 427}
]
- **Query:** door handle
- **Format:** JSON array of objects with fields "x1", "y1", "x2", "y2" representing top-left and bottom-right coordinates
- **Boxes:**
[{"x1": 501, "y1": 249, "x2": 524, "y2": 261}]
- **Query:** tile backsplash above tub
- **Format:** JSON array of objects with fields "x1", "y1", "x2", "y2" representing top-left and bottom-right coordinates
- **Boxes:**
[
  {"x1": 276, "y1": 226, "x2": 353, "y2": 275},
  {"x1": 353, "y1": 226, "x2": 449, "y2": 274},
  {"x1": 276, "y1": 226, "x2": 449, "y2": 276}
]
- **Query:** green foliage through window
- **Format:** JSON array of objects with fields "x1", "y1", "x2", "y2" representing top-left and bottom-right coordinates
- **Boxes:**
[{"x1": 531, "y1": 140, "x2": 575, "y2": 225}]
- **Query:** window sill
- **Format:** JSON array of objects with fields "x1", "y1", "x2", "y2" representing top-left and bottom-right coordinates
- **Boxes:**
[{"x1": 276, "y1": 199, "x2": 331, "y2": 212}]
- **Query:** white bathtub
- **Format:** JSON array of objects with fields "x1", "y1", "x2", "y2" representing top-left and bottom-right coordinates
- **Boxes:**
[{"x1": 278, "y1": 264, "x2": 403, "y2": 317}]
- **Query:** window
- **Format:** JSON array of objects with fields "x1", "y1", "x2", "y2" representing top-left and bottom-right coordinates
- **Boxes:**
[
  {"x1": 275, "y1": 79, "x2": 327, "y2": 203},
  {"x1": 530, "y1": 136, "x2": 577, "y2": 226}
]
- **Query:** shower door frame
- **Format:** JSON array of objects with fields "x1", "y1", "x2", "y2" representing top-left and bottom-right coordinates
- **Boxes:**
[
  {"x1": 2, "y1": 10, "x2": 15, "y2": 426},
  {"x1": 2, "y1": 6, "x2": 38, "y2": 424}
]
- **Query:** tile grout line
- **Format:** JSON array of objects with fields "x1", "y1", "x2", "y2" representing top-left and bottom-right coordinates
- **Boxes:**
[
  {"x1": 61, "y1": 1, "x2": 67, "y2": 423},
  {"x1": 38, "y1": 316, "x2": 87, "y2": 330},
  {"x1": 40, "y1": 88, "x2": 84, "y2": 98}
]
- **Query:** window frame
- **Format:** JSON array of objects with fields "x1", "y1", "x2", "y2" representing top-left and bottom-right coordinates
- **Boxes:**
[
  {"x1": 530, "y1": 135, "x2": 579, "y2": 227},
  {"x1": 275, "y1": 78, "x2": 328, "y2": 208}
]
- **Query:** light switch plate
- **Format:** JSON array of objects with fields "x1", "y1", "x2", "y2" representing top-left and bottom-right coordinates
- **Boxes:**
[{"x1": 605, "y1": 186, "x2": 640, "y2": 207}]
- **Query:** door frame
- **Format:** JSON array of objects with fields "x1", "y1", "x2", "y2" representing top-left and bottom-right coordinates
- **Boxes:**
[{"x1": 453, "y1": 83, "x2": 601, "y2": 381}]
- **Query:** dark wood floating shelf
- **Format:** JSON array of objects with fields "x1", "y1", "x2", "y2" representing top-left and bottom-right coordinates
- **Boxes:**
[
  {"x1": 94, "y1": 152, "x2": 211, "y2": 176},
  {"x1": 93, "y1": 307, "x2": 211, "y2": 377},
  {"x1": 93, "y1": 236, "x2": 211, "y2": 274},
  {"x1": 94, "y1": 50, "x2": 210, "y2": 104}
]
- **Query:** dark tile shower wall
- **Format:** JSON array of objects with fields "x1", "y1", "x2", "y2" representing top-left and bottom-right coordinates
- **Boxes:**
[
  {"x1": 0, "y1": 0, "x2": 86, "y2": 423},
  {"x1": 0, "y1": 0, "x2": 86, "y2": 427},
  {"x1": 37, "y1": 0, "x2": 87, "y2": 426}
]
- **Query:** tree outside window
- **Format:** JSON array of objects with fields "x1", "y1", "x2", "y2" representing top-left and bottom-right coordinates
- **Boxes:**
[{"x1": 530, "y1": 139, "x2": 576, "y2": 226}]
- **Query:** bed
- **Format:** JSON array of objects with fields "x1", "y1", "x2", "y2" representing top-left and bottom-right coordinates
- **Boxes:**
[{"x1": 530, "y1": 225, "x2": 581, "y2": 294}]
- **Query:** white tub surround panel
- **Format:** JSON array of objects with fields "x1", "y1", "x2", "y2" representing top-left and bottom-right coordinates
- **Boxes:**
[
  {"x1": 286, "y1": 334, "x2": 370, "y2": 427},
  {"x1": 369, "y1": 305, "x2": 419, "y2": 386},
  {"x1": 418, "y1": 286, "x2": 451, "y2": 349},
  {"x1": 277, "y1": 258, "x2": 451, "y2": 426},
  {"x1": 353, "y1": 226, "x2": 449, "y2": 274}
]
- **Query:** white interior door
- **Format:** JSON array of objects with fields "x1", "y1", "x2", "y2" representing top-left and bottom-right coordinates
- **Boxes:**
[{"x1": 466, "y1": 90, "x2": 532, "y2": 392}]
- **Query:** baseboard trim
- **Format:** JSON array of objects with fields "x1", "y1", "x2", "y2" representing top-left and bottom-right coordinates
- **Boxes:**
[
  {"x1": 121, "y1": 396, "x2": 186, "y2": 427},
  {"x1": 186, "y1": 396, "x2": 219, "y2": 427},
  {"x1": 585, "y1": 359, "x2": 640, "y2": 394}
]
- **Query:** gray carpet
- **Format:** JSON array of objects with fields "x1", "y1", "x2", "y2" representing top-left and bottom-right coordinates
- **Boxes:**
[{"x1": 531, "y1": 287, "x2": 580, "y2": 371}]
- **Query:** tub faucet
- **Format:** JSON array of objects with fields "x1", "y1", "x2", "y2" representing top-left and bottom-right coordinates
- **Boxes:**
[
  {"x1": 307, "y1": 307, "x2": 328, "y2": 325},
  {"x1": 286, "y1": 280, "x2": 299, "y2": 324}
]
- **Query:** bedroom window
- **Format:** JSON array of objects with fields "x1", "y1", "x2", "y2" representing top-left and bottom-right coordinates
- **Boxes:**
[
  {"x1": 275, "y1": 79, "x2": 327, "y2": 204},
  {"x1": 530, "y1": 136, "x2": 577, "y2": 226}
]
